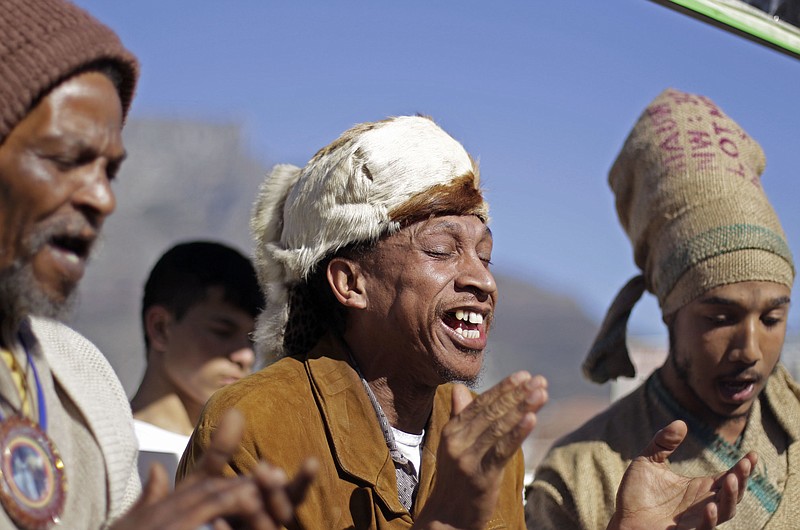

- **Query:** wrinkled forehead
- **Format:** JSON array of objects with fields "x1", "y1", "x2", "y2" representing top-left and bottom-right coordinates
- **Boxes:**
[
  {"x1": 412, "y1": 213, "x2": 492, "y2": 235},
  {"x1": 380, "y1": 213, "x2": 493, "y2": 248}
]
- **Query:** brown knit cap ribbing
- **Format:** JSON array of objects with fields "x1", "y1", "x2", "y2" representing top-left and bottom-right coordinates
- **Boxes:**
[
  {"x1": 583, "y1": 88, "x2": 794, "y2": 384},
  {"x1": 0, "y1": 0, "x2": 139, "y2": 146}
]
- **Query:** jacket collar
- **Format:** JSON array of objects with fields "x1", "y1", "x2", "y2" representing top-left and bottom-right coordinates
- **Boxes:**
[{"x1": 304, "y1": 333, "x2": 454, "y2": 518}]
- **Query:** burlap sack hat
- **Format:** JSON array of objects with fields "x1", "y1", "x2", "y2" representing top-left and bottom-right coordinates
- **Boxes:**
[
  {"x1": 0, "y1": 0, "x2": 139, "y2": 146},
  {"x1": 584, "y1": 88, "x2": 795, "y2": 384},
  {"x1": 250, "y1": 116, "x2": 489, "y2": 362}
]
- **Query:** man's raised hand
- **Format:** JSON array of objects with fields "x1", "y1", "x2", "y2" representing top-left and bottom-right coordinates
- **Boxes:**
[
  {"x1": 415, "y1": 371, "x2": 548, "y2": 530},
  {"x1": 112, "y1": 410, "x2": 318, "y2": 530},
  {"x1": 608, "y1": 420, "x2": 755, "y2": 530}
]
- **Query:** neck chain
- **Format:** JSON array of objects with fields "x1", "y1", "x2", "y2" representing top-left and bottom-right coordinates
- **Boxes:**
[{"x1": 0, "y1": 344, "x2": 46, "y2": 429}]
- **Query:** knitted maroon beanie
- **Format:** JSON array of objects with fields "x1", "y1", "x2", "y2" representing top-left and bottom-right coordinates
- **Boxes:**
[{"x1": 0, "y1": 0, "x2": 139, "y2": 146}]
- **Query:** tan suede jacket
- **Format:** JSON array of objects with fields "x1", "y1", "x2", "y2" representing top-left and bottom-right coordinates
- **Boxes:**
[{"x1": 178, "y1": 333, "x2": 525, "y2": 529}]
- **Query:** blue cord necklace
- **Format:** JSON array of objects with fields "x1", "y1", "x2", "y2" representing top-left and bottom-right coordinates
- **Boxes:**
[{"x1": 0, "y1": 337, "x2": 66, "y2": 529}]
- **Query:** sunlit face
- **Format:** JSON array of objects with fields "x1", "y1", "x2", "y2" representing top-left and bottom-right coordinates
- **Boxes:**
[
  {"x1": 356, "y1": 214, "x2": 497, "y2": 386},
  {"x1": 160, "y1": 286, "x2": 256, "y2": 408},
  {"x1": 664, "y1": 281, "x2": 790, "y2": 423},
  {"x1": 0, "y1": 71, "x2": 124, "y2": 320}
]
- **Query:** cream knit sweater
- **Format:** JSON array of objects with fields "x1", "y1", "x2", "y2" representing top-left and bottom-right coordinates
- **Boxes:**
[{"x1": 20, "y1": 317, "x2": 140, "y2": 527}]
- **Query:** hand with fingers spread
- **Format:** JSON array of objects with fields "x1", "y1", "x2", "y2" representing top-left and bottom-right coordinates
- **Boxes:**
[
  {"x1": 607, "y1": 420, "x2": 756, "y2": 530},
  {"x1": 414, "y1": 371, "x2": 548, "y2": 530},
  {"x1": 111, "y1": 410, "x2": 318, "y2": 530}
]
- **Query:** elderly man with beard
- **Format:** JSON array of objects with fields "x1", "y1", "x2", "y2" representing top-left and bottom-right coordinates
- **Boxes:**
[
  {"x1": 179, "y1": 115, "x2": 756, "y2": 530},
  {"x1": 0, "y1": 0, "x2": 314, "y2": 528},
  {"x1": 527, "y1": 89, "x2": 800, "y2": 530}
]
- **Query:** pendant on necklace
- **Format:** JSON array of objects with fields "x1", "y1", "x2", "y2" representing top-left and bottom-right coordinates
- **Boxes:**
[{"x1": 0, "y1": 415, "x2": 65, "y2": 529}]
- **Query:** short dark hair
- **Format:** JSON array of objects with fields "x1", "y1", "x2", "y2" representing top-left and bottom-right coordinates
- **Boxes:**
[{"x1": 141, "y1": 241, "x2": 263, "y2": 348}]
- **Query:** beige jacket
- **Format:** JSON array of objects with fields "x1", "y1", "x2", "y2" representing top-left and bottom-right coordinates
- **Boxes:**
[{"x1": 527, "y1": 365, "x2": 800, "y2": 530}]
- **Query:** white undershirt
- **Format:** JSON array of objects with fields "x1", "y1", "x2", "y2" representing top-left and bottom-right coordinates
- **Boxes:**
[
  {"x1": 133, "y1": 419, "x2": 191, "y2": 487},
  {"x1": 391, "y1": 427, "x2": 425, "y2": 478}
]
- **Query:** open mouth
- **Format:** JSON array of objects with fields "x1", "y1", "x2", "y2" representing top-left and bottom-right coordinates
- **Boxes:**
[
  {"x1": 718, "y1": 378, "x2": 758, "y2": 402},
  {"x1": 50, "y1": 235, "x2": 91, "y2": 261},
  {"x1": 441, "y1": 309, "x2": 485, "y2": 340}
]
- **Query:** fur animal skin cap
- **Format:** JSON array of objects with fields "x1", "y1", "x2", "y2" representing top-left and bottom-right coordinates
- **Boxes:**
[{"x1": 251, "y1": 115, "x2": 488, "y2": 360}]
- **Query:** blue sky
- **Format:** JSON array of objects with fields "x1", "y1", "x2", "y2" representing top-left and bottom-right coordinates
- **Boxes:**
[{"x1": 76, "y1": 0, "x2": 800, "y2": 335}]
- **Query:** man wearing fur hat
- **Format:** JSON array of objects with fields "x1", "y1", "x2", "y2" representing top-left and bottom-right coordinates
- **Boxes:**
[
  {"x1": 0, "y1": 0, "x2": 315, "y2": 528},
  {"x1": 527, "y1": 88, "x2": 799, "y2": 530},
  {"x1": 180, "y1": 115, "x2": 755, "y2": 529}
]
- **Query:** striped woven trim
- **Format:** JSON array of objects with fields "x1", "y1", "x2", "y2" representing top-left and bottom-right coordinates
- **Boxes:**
[
  {"x1": 657, "y1": 224, "x2": 793, "y2": 301},
  {"x1": 649, "y1": 376, "x2": 782, "y2": 514}
]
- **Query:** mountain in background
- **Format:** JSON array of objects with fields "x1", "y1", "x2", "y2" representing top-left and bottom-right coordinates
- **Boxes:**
[{"x1": 487, "y1": 274, "x2": 605, "y2": 400}]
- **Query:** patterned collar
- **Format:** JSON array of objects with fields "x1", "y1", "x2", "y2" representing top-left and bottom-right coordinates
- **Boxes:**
[
  {"x1": 347, "y1": 351, "x2": 421, "y2": 511},
  {"x1": 649, "y1": 371, "x2": 782, "y2": 514}
]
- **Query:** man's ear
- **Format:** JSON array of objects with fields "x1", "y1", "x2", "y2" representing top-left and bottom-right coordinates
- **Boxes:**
[
  {"x1": 144, "y1": 305, "x2": 174, "y2": 352},
  {"x1": 327, "y1": 257, "x2": 368, "y2": 310}
]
